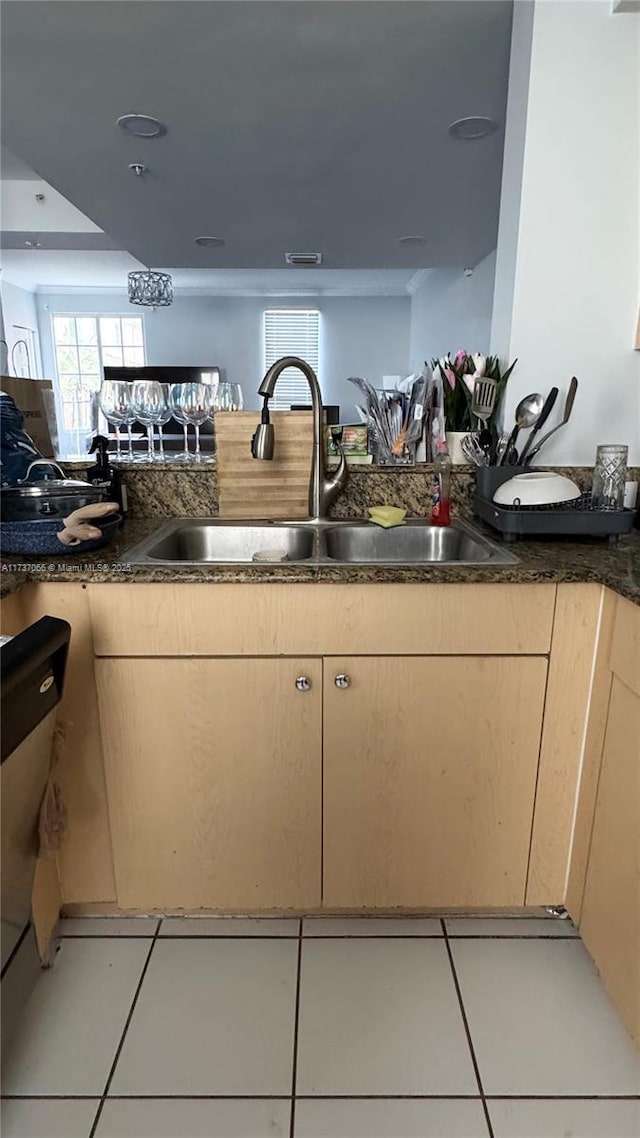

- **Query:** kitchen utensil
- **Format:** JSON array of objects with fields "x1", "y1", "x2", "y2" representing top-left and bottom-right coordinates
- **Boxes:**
[
  {"x1": 498, "y1": 393, "x2": 544, "y2": 466},
  {"x1": 591, "y1": 444, "x2": 628, "y2": 510},
  {"x1": 493, "y1": 471, "x2": 581, "y2": 507},
  {"x1": 493, "y1": 431, "x2": 510, "y2": 465},
  {"x1": 391, "y1": 377, "x2": 426, "y2": 455},
  {"x1": 518, "y1": 387, "x2": 559, "y2": 465},
  {"x1": 524, "y1": 376, "x2": 578, "y2": 465},
  {"x1": 461, "y1": 434, "x2": 489, "y2": 466},
  {"x1": 1, "y1": 461, "x2": 106, "y2": 522},
  {"x1": 471, "y1": 375, "x2": 498, "y2": 430}
]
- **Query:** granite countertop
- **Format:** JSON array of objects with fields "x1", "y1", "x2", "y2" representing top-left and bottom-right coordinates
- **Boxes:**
[{"x1": 2, "y1": 515, "x2": 639, "y2": 605}]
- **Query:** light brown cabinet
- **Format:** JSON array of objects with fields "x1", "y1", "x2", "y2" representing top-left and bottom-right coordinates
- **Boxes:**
[
  {"x1": 578, "y1": 596, "x2": 640, "y2": 1045},
  {"x1": 4, "y1": 580, "x2": 617, "y2": 919},
  {"x1": 323, "y1": 656, "x2": 548, "y2": 908},
  {"x1": 95, "y1": 657, "x2": 322, "y2": 910}
]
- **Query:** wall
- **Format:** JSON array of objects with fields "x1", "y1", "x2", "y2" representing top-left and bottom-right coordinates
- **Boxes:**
[
  {"x1": 491, "y1": 0, "x2": 640, "y2": 464},
  {"x1": 36, "y1": 292, "x2": 410, "y2": 420},
  {"x1": 1, "y1": 279, "x2": 42, "y2": 377},
  {"x1": 408, "y1": 250, "x2": 497, "y2": 372},
  {"x1": 490, "y1": 0, "x2": 534, "y2": 360}
]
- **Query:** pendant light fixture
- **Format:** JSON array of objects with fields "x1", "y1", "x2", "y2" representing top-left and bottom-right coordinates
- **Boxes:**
[{"x1": 127, "y1": 269, "x2": 173, "y2": 307}]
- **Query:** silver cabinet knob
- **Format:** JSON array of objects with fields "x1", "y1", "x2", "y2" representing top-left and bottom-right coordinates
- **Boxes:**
[
  {"x1": 295, "y1": 676, "x2": 311, "y2": 692},
  {"x1": 334, "y1": 673, "x2": 350, "y2": 689}
]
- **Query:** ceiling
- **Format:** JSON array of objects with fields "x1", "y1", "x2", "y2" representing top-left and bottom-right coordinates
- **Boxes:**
[{"x1": 1, "y1": 0, "x2": 512, "y2": 279}]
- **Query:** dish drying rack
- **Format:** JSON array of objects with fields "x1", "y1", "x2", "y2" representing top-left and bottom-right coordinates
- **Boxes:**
[{"x1": 473, "y1": 469, "x2": 635, "y2": 543}]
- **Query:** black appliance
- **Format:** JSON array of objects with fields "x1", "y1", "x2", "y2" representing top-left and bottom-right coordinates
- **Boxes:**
[{"x1": 1, "y1": 617, "x2": 71, "y2": 1052}]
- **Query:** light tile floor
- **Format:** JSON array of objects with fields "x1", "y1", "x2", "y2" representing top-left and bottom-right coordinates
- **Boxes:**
[{"x1": 1, "y1": 915, "x2": 639, "y2": 1138}]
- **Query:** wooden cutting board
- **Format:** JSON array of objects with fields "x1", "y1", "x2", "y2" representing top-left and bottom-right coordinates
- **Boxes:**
[{"x1": 215, "y1": 410, "x2": 314, "y2": 519}]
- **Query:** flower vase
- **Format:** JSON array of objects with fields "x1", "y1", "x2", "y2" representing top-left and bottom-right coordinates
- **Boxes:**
[{"x1": 445, "y1": 431, "x2": 467, "y2": 465}]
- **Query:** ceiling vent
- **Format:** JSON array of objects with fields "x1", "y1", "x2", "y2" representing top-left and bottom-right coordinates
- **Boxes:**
[{"x1": 285, "y1": 252, "x2": 323, "y2": 266}]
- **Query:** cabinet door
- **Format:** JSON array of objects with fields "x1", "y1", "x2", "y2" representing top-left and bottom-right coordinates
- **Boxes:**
[
  {"x1": 580, "y1": 677, "x2": 640, "y2": 1044},
  {"x1": 96, "y1": 657, "x2": 321, "y2": 910},
  {"x1": 323, "y1": 656, "x2": 547, "y2": 908}
]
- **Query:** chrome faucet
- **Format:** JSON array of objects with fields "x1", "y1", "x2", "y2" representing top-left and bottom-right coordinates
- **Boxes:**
[{"x1": 251, "y1": 355, "x2": 348, "y2": 521}]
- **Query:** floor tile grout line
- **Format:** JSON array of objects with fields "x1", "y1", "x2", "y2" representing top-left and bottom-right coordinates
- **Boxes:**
[
  {"x1": 441, "y1": 919, "x2": 495, "y2": 1138},
  {"x1": 88, "y1": 922, "x2": 161, "y2": 1138},
  {"x1": 289, "y1": 919, "x2": 303, "y2": 1138},
  {"x1": 57, "y1": 933, "x2": 579, "y2": 942},
  {"x1": 4, "y1": 1093, "x2": 640, "y2": 1101}
]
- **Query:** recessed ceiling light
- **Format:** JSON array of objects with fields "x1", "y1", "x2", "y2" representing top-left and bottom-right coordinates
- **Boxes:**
[
  {"x1": 194, "y1": 236, "x2": 225, "y2": 248},
  {"x1": 398, "y1": 235, "x2": 426, "y2": 246},
  {"x1": 117, "y1": 113, "x2": 167, "y2": 139},
  {"x1": 448, "y1": 116, "x2": 498, "y2": 140}
]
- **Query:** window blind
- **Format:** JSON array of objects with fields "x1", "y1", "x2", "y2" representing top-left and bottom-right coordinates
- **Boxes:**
[{"x1": 263, "y1": 309, "x2": 320, "y2": 409}]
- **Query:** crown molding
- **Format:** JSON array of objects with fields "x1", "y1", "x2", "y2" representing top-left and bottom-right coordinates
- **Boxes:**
[
  {"x1": 405, "y1": 269, "x2": 432, "y2": 296},
  {"x1": 34, "y1": 283, "x2": 411, "y2": 299}
]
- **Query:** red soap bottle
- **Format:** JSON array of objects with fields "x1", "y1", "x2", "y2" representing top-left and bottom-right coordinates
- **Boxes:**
[{"x1": 431, "y1": 441, "x2": 451, "y2": 527}]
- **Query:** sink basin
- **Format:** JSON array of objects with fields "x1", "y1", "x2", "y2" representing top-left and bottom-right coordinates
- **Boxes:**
[
  {"x1": 324, "y1": 521, "x2": 499, "y2": 564},
  {"x1": 138, "y1": 522, "x2": 315, "y2": 564},
  {"x1": 122, "y1": 518, "x2": 517, "y2": 567}
]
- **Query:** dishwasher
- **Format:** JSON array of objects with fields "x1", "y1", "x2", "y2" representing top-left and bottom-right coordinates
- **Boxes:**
[{"x1": 1, "y1": 615, "x2": 70, "y2": 1052}]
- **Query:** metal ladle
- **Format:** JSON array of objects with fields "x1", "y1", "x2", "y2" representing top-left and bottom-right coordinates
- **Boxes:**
[{"x1": 498, "y1": 392, "x2": 544, "y2": 466}]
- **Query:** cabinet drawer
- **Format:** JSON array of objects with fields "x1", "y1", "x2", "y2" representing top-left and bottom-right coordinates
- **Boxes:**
[{"x1": 88, "y1": 583, "x2": 555, "y2": 657}]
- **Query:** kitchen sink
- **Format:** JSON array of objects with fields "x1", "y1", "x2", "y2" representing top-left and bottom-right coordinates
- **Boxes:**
[
  {"x1": 324, "y1": 521, "x2": 499, "y2": 564},
  {"x1": 135, "y1": 522, "x2": 316, "y2": 563},
  {"x1": 122, "y1": 518, "x2": 517, "y2": 567}
]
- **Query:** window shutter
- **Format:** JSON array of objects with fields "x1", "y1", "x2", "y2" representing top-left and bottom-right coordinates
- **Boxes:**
[{"x1": 263, "y1": 309, "x2": 320, "y2": 409}]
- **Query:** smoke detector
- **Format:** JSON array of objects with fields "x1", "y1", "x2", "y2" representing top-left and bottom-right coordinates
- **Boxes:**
[{"x1": 285, "y1": 252, "x2": 323, "y2": 266}]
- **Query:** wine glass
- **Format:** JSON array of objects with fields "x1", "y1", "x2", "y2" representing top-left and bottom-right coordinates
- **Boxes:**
[
  {"x1": 214, "y1": 381, "x2": 234, "y2": 412},
  {"x1": 154, "y1": 383, "x2": 173, "y2": 461},
  {"x1": 99, "y1": 380, "x2": 130, "y2": 460},
  {"x1": 169, "y1": 383, "x2": 194, "y2": 461},
  {"x1": 131, "y1": 380, "x2": 165, "y2": 461},
  {"x1": 171, "y1": 382, "x2": 210, "y2": 461}
]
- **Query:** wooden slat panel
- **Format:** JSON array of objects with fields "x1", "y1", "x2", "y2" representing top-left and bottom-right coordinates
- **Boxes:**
[
  {"x1": 526, "y1": 584, "x2": 603, "y2": 906},
  {"x1": 22, "y1": 584, "x2": 117, "y2": 905},
  {"x1": 216, "y1": 410, "x2": 313, "y2": 519},
  {"x1": 565, "y1": 587, "x2": 617, "y2": 921},
  {"x1": 610, "y1": 594, "x2": 640, "y2": 697},
  {"x1": 580, "y1": 677, "x2": 640, "y2": 1044},
  {"x1": 88, "y1": 583, "x2": 556, "y2": 658}
]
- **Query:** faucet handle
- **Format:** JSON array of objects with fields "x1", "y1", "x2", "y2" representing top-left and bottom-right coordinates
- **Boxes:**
[{"x1": 251, "y1": 396, "x2": 275, "y2": 459}]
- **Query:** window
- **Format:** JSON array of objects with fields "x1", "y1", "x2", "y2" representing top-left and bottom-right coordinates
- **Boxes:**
[
  {"x1": 263, "y1": 309, "x2": 320, "y2": 409},
  {"x1": 52, "y1": 314, "x2": 145, "y2": 429}
]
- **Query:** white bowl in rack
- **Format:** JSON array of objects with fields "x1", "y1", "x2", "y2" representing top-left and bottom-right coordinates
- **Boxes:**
[{"x1": 493, "y1": 471, "x2": 582, "y2": 507}]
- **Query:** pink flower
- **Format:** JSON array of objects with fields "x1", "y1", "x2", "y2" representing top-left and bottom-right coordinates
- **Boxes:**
[
  {"x1": 462, "y1": 373, "x2": 476, "y2": 393},
  {"x1": 472, "y1": 353, "x2": 486, "y2": 378},
  {"x1": 444, "y1": 367, "x2": 456, "y2": 389},
  {"x1": 453, "y1": 350, "x2": 467, "y2": 368}
]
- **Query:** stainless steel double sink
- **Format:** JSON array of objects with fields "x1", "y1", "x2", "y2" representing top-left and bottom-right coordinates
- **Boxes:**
[{"x1": 122, "y1": 518, "x2": 518, "y2": 567}]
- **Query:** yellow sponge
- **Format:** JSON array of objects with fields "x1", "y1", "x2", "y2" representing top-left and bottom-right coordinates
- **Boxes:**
[{"x1": 367, "y1": 505, "x2": 407, "y2": 529}]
